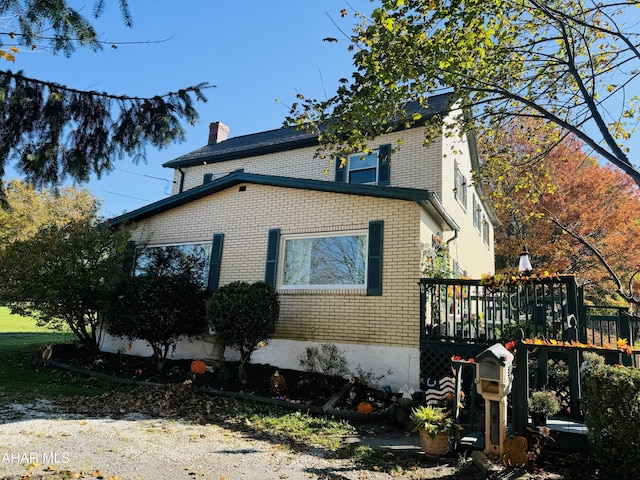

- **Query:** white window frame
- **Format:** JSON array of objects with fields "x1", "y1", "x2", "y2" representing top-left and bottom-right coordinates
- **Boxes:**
[
  {"x1": 454, "y1": 165, "x2": 467, "y2": 209},
  {"x1": 347, "y1": 152, "x2": 379, "y2": 185},
  {"x1": 279, "y1": 230, "x2": 369, "y2": 291},
  {"x1": 473, "y1": 196, "x2": 482, "y2": 232},
  {"x1": 482, "y1": 216, "x2": 490, "y2": 246}
]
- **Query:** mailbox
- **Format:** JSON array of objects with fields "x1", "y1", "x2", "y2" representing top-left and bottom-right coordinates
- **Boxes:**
[
  {"x1": 475, "y1": 344, "x2": 514, "y2": 458},
  {"x1": 476, "y1": 343, "x2": 514, "y2": 399}
]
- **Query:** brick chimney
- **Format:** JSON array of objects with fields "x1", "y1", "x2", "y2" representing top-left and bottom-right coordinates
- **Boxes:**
[{"x1": 208, "y1": 121, "x2": 229, "y2": 145}]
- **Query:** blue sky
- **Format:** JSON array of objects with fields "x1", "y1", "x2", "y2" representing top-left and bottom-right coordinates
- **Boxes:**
[{"x1": 5, "y1": 1, "x2": 371, "y2": 217}]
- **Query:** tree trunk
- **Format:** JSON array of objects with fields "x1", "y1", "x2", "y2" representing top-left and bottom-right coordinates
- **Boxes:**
[{"x1": 238, "y1": 352, "x2": 250, "y2": 384}]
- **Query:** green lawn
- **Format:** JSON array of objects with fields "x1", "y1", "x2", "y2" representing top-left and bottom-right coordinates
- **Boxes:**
[
  {"x1": 0, "y1": 307, "x2": 111, "y2": 398},
  {"x1": 0, "y1": 306, "x2": 55, "y2": 332}
]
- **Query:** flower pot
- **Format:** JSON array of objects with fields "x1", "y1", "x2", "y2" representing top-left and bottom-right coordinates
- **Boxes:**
[
  {"x1": 418, "y1": 429, "x2": 449, "y2": 456},
  {"x1": 532, "y1": 412, "x2": 547, "y2": 428}
]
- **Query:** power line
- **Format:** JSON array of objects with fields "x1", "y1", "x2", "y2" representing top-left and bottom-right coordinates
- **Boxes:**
[{"x1": 98, "y1": 190, "x2": 151, "y2": 202}]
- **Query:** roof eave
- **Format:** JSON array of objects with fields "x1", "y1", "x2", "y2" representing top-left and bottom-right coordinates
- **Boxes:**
[
  {"x1": 106, "y1": 172, "x2": 440, "y2": 227},
  {"x1": 162, "y1": 136, "x2": 319, "y2": 169},
  {"x1": 420, "y1": 192, "x2": 460, "y2": 232}
]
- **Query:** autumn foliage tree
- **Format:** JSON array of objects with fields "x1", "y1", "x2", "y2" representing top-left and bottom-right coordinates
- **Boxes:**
[
  {"x1": 289, "y1": 1, "x2": 640, "y2": 183},
  {"x1": 0, "y1": 179, "x2": 97, "y2": 247},
  {"x1": 483, "y1": 118, "x2": 640, "y2": 304},
  {"x1": 288, "y1": 0, "x2": 640, "y2": 306}
]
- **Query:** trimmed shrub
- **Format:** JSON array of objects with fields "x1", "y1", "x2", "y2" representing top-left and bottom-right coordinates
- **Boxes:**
[
  {"x1": 206, "y1": 281, "x2": 279, "y2": 383},
  {"x1": 107, "y1": 274, "x2": 207, "y2": 372},
  {"x1": 581, "y1": 355, "x2": 640, "y2": 480}
]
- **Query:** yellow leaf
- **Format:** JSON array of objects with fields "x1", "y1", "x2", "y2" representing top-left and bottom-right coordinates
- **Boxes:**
[{"x1": 617, "y1": 338, "x2": 628, "y2": 349}]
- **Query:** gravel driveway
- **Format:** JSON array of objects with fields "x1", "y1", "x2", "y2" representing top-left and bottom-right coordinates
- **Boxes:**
[{"x1": 0, "y1": 398, "x2": 466, "y2": 480}]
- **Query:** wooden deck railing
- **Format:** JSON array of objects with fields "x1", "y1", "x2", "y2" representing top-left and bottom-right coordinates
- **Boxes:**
[{"x1": 419, "y1": 275, "x2": 580, "y2": 344}]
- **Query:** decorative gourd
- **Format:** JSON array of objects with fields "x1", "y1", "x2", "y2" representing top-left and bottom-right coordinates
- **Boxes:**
[
  {"x1": 357, "y1": 401, "x2": 374, "y2": 414},
  {"x1": 42, "y1": 344, "x2": 53, "y2": 361},
  {"x1": 501, "y1": 436, "x2": 529, "y2": 467},
  {"x1": 269, "y1": 371, "x2": 287, "y2": 395},
  {"x1": 191, "y1": 360, "x2": 206, "y2": 375}
]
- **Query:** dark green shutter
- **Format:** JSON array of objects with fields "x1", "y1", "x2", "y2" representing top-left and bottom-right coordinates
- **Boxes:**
[
  {"x1": 207, "y1": 233, "x2": 224, "y2": 293},
  {"x1": 378, "y1": 144, "x2": 391, "y2": 186},
  {"x1": 265, "y1": 228, "x2": 281, "y2": 288},
  {"x1": 203, "y1": 173, "x2": 213, "y2": 184},
  {"x1": 367, "y1": 220, "x2": 384, "y2": 296},
  {"x1": 335, "y1": 157, "x2": 346, "y2": 183}
]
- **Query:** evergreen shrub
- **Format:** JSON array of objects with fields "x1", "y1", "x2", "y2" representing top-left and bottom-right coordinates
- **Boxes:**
[{"x1": 581, "y1": 354, "x2": 640, "y2": 480}]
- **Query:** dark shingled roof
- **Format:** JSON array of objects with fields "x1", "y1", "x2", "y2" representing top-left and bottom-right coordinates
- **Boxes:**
[
  {"x1": 106, "y1": 170, "x2": 459, "y2": 231},
  {"x1": 163, "y1": 93, "x2": 453, "y2": 169}
]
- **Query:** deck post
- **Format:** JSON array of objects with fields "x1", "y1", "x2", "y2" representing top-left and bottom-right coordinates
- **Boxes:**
[{"x1": 512, "y1": 342, "x2": 529, "y2": 435}]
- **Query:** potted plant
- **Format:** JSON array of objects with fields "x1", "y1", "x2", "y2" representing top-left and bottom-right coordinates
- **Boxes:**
[
  {"x1": 528, "y1": 390, "x2": 560, "y2": 427},
  {"x1": 410, "y1": 405, "x2": 453, "y2": 456}
]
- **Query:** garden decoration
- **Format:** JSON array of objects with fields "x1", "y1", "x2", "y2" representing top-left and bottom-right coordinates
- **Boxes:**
[
  {"x1": 501, "y1": 436, "x2": 529, "y2": 467},
  {"x1": 528, "y1": 390, "x2": 560, "y2": 427},
  {"x1": 191, "y1": 360, "x2": 207, "y2": 375},
  {"x1": 269, "y1": 371, "x2": 286, "y2": 395},
  {"x1": 357, "y1": 401, "x2": 374, "y2": 414},
  {"x1": 410, "y1": 405, "x2": 453, "y2": 456},
  {"x1": 41, "y1": 344, "x2": 53, "y2": 362}
]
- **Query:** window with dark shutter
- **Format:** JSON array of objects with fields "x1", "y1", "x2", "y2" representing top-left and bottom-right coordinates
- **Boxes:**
[{"x1": 339, "y1": 144, "x2": 391, "y2": 186}]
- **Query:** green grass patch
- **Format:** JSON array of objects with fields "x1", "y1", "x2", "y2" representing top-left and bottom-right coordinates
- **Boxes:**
[
  {"x1": 0, "y1": 309, "x2": 110, "y2": 398},
  {"x1": 245, "y1": 410, "x2": 357, "y2": 449},
  {"x1": 0, "y1": 306, "x2": 54, "y2": 332}
]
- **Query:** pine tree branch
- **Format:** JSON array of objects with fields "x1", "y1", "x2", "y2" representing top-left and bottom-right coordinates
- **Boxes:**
[{"x1": 0, "y1": 70, "x2": 213, "y2": 187}]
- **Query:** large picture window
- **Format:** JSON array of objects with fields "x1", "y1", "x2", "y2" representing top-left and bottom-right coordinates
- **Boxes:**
[
  {"x1": 135, "y1": 243, "x2": 212, "y2": 286},
  {"x1": 281, "y1": 231, "x2": 367, "y2": 289}
]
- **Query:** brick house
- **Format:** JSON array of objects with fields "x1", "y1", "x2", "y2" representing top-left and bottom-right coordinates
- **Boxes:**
[{"x1": 104, "y1": 94, "x2": 496, "y2": 389}]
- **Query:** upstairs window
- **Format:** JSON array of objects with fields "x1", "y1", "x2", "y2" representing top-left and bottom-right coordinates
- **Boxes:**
[
  {"x1": 348, "y1": 152, "x2": 379, "y2": 184},
  {"x1": 473, "y1": 196, "x2": 481, "y2": 231},
  {"x1": 454, "y1": 165, "x2": 467, "y2": 209},
  {"x1": 336, "y1": 144, "x2": 390, "y2": 186},
  {"x1": 482, "y1": 217, "x2": 490, "y2": 246}
]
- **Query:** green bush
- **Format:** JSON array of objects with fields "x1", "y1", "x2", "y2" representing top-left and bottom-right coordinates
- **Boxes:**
[
  {"x1": 107, "y1": 275, "x2": 207, "y2": 372},
  {"x1": 581, "y1": 355, "x2": 640, "y2": 480},
  {"x1": 206, "y1": 281, "x2": 279, "y2": 383}
]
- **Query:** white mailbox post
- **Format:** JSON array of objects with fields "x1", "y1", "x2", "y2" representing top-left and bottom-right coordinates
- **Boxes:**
[{"x1": 475, "y1": 344, "x2": 514, "y2": 458}]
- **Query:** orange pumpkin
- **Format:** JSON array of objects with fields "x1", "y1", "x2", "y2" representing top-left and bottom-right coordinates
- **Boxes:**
[
  {"x1": 357, "y1": 402, "x2": 374, "y2": 414},
  {"x1": 191, "y1": 360, "x2": 206, "y2": 375}
]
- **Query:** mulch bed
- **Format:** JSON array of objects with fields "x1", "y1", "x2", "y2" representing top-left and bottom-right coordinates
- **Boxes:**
[{"x1": 56, "y1": 346, "x2": 348, "y2": 408}]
